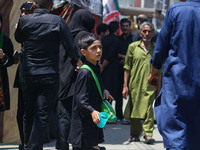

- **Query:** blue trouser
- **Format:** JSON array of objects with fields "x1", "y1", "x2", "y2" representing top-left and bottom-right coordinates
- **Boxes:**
[{"x1": 23, "y1": 74, "x2": 59, "y2": 150}]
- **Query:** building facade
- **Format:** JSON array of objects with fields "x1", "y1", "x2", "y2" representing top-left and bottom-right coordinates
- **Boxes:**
[{"x1": 118, "y1": 0, "x2": 181, "y2": 30}]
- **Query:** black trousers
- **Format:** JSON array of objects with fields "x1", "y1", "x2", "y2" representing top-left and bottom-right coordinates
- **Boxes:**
[
  {"x1": 115, "y1": 67, "x2": 124, "y2": 120},
  {"x1": 56, "y1": 98, "x2": 72, "y2": 150},
  {"x1": 72, "y1": 138, "x2": 93, "y2": 150},
  {"x1": 17, "y1": 88, "x2": 24, "y2": 146},
  {"x1": 73, "y1": 147, "x2": 92, "y2": 150},
  {"x1": 23, "y1": 74, "x2": 59, "y2": 150}
]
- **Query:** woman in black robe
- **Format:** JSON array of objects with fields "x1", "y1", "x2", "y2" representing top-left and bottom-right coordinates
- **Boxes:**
[{"x1": 56, "y1": 9, "x2": 95, "y2": 150}]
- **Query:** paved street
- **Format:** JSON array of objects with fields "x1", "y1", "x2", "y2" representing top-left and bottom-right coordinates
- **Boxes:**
[
  {"x1": 0, "y1": 99, "x2": 165, "y2": 150},
  {"x1": 0, "y1": 122, "x2": 165, "y2": 150}
]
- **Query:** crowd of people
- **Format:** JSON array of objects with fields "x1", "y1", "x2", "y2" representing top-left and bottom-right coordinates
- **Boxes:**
[{"x1": 1, "y1": 0, "x2": 200, "y2": 150}]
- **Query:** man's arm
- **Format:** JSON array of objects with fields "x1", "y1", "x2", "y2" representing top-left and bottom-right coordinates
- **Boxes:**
[
  {"x1": 118, "y1": 53, "x2": 126, "y2": 65},
  {"x1": 122, "y1": 69, "x2": 130, "y2": 99},
  {"x1": 148, "y1": 8, "x2": 173, "y2": 88},
  {"x1": 15, "y1": 2, "x2": 36, "y2": 43},
  {"x1": 15, "y1": 19, "x2": 24, "y2": 43},
  {"x1": 148, "y1": 66, "x2": 159, "y2": 89},
  {"x1": 150, "y1": 8, "x2": 173, "y2": 70},
  {"x1": 59, "y1": 18, "x2": 82, "y2": 68},
  {"x1": 100, "y1": 59, "x2": 109, "y2": 73}
]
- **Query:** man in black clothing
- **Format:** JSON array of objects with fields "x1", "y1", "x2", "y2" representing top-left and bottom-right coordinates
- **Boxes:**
[
  {"x1": 117, "y1": 18, "x2": 133, "y2": 124},
  {"x1": 15, "y1": 0, "x2": 82, "y2": 149},
  {"x1": 96, "y1": 23, "x2": 109, "y2": 40},
  {"x1": 56, "y1": 9, "x2": 95, "y2": 150},
  {"x1": 132, "y1": 14, "x2": 158, "y2": 42},
  {"x1": 100, "y1": 21, "x2": 120, "y2": 109}
]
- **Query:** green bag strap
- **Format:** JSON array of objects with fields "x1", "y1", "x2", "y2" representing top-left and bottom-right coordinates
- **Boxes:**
[{"x1": 81, "y1": 64, "x2": 104, "y2": 101}]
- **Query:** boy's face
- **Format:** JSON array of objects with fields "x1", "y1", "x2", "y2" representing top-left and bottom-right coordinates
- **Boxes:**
[{"x1": 81, "y1": 40, "x2": 102, "y2": 65}]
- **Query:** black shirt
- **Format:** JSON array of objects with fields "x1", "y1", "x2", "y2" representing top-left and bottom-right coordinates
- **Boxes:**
[
  {"x1": 101, "y1": 33, "x2": 120, "y2": 99},
  {"x1": 118, "y1": 33, "x2": 133, "y2": 55},
  {"x1": 15, "y1": 9, "x2": 79, "y2": 75}
]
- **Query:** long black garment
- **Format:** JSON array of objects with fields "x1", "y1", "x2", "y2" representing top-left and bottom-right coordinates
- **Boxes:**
[
  {"x1": 101, "y1": 33, "x2": 120, "y2": 100},
  {"x1": 58, "y1": 9, "x2": 95, "y2": 101},
  {"x1": 116, "y1": 33, "x2": 133, "y2": 119},
  {"x1": 68, "y1": 61, "x2": 104, "y2": 148},
  {"x1": 0, "y1": 33, "x2": 14, "y2": 110},
  {"x1": 56, "y1": 9, "x2": 95, "y2": 150}
]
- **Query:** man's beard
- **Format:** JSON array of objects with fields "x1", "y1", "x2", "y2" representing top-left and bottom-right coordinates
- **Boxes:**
[{"x1": 142, "y1": 37, "x2": 152, "y2": 42}]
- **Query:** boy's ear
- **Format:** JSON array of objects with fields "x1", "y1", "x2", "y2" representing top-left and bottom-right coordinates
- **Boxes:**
[{"x1": 81, "y1": 49, "x2": 86, "y2": 56}]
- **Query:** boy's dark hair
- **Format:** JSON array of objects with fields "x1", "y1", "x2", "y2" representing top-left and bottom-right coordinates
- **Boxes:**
[
  {"x1": 96, "y1": 23, "x2": 108, "y2": 35},
  {"x1": 108, "y1": 21, "x2": 119, "y2": 34},
  {"x1": 78, "y1": 33, "x2": 100, "y2": 50},
  {"x1": 34, "y1": 0, "x2": 53, "y2": 9},
  {"x1": 0, "y1": 13, "x2": 3, "y2": 23},
  {"x1": 120, "y1": 18, "x2": 131, "y2": 26}
]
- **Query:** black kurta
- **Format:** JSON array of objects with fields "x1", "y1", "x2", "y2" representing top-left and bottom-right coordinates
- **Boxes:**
[
  {"x1": 57, "y1": 9, "x2": 95, "y2": 149},
  {"x1": 69, "y1": 61, "x2": 104, "y2": 148},
  {"x1": 1, "y1": 33, "x2": 14, "y2": 111},
  {"x1": 101, "y1": 33, "x2": 120, "y2": 100},
  {"x1": 58, "y1": 9, "x2": 95, "y2": 101},
  {"x1": 116, "y1": 33, "x2": 133, "y2": 119}
]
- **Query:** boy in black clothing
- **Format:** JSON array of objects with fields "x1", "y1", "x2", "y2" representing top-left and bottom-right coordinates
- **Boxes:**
[{"x1": 69, "y1": 33, "x2": 113, "y2": 150}]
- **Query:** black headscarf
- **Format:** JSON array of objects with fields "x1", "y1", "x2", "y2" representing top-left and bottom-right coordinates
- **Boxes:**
[
  {"x1": 0, "y1": 13, "x2": 3, "y2": 32},
  {"x1": 69, "y1": 9, "x2": 95, "y2": 39},
  {"x1": 58, "y1": 9, "x2": 95, "y2": 100},
  {"x1": 0, "y1": 13, "x2": 3, "y2": 23}
]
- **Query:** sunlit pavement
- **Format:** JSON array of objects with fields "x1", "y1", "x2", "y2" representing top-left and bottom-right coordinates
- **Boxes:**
[
  {"x1": 0, "y1": 99, "x2": 165, "y2": 150},
  {"x1": 0, "y1": 123, "x2": 165, "y2": 150}
]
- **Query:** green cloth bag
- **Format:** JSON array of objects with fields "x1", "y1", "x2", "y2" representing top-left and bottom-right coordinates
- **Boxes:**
[{"x1": 81, "y1": 64, "x2": 117, "y2": 122}]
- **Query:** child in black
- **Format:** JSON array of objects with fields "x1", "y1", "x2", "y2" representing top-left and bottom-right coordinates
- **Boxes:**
[{"x1": 68, "y1": 33, "x2": 113, "y2": 150}]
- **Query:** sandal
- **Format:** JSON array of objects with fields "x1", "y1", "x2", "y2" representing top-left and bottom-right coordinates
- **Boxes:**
[
  {"x1": 92, "y1": 145, "x2": 106, "y2": 150},
  {"x1": 128, "y1": 136, "x2": 140, "y2": 142},
  {"x1": 144, "y1": 135, "x2": 155, "y2": 144}
]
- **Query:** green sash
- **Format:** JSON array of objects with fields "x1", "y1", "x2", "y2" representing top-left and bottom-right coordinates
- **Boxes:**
[{"x1": 81, "y1": 64, "x2": 117, "y2": 121}]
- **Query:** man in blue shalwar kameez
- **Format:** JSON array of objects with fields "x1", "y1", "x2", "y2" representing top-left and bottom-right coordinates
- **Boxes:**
[{"x1": 148, "y1": 0, "x2": 200, "y2": 150}]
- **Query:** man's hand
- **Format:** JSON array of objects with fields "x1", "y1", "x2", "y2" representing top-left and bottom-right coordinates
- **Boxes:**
[
  {"x1": 75, "y1": 59, "x2": 83, "y2": 72},
  {"x1": 148, "y1": 66, "x2": 159, "y2": 89},
  {"x1": 21, "y1": 1, "x2": 36, "y2": 16},
  {"x1": 122, "y1": 85, "x2": 129, "y2": 99},
  {"x1": 103, "y1": 89, "x2": 114, "y2": 102},
  {"x1": 100, "y1": 59, "x2": 109, "y2": 74},
  {"x1": 118, "y1": 54, "x2": 125, "y2": 65},
  {"x1": 91, "y1": 110, "x2": 100, "y2": 125}
]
